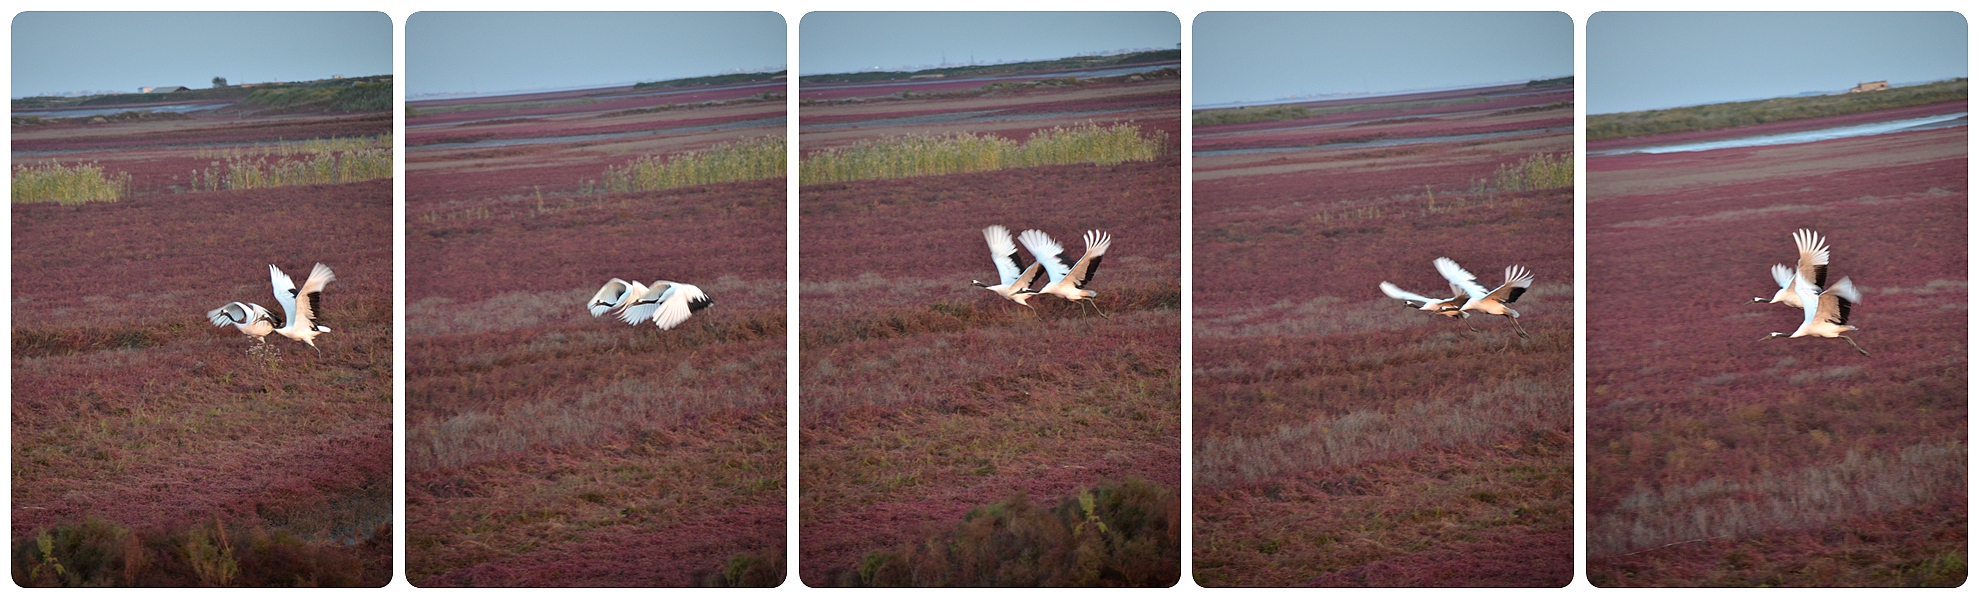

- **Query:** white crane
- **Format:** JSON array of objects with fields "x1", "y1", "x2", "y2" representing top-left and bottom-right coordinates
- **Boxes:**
[
  {"x1": 1018, "y1": 228, "x2": 1112, "y2": 318},
  {"x1": 619, "y1": 281, "x2": 713, "y2": 330},
  {"x1": 1763, "y1": 275, "x2": 1869, "y2": 356},
  {"x1": 207, "y1": 301, "x2": 281, "y2": 343},
  {"x1": 1751, "y1": 228, "x2": 1829, "y2": 307},
  {"x1": 1378, "y1": 280, "x2": 1470, "y2": 319},
  {"x1": 971, "y1": 225, "x2": 1046, "y2": 316},
  {"x1": 267, "y1": 263, "x2": 336, "y2": 352},
  {"x1": 588, "y1": 278, "x2": 650, "y2": 317},
  {"x1": 1439, "y1": 257, "x2": 1534, "y2": 339}
]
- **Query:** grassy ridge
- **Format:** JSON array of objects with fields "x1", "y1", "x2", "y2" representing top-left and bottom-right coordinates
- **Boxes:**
[
  {"x1": 635, "y1": 71, "x2": 786, "y2": 90},
  {"x1": 14, "y1": 75, "x2": 391, "y2": 111},
  {"x1": 801, "y1": 50, "x2": 1178, "y2": 85},
  {"x1": 1588, "y1": 78, "x2": 1966, "y2": 140},
  {"x1": 11, "y1": 162, "x2": 132, "y2": 205},
  {"x1": 800, "y1": 122, "x2": 1166, "y2": 184},
  {"x1": 190, "y1": 135, "x2": 393, "y2": 191},
  {"x1": 604, "y1": 136, "x2": 787, "y2": 192}
]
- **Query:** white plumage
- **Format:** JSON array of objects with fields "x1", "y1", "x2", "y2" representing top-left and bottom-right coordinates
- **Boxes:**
[
  {"x1": 1752, "y1": 228, "x2": 1829, "y2": 307},
  {"x1": 1018, "y1": 228, "x2": 1112, "y2": 318},
  {"x1": 971, "y1": 225, "x2": 1047, "y2": 314},
  {"x1": 588, "y1": 278, "x2": 650, "y2": 317},
  {"x1": 1763, "y1": 275, "x2": 1869, "y2": 356},
  {"x1": 207, "y1": 301, "x2": 281, "y2": 343},
  {"x1": 617, "y1": 281, "x2": 713, "y2": 330},
  {"x1": 1438, "y1": 257, "x2": 1533, "y2": 338},
  {"x1": 267, "y1": 263, "x2": 336, "y2": 352}
]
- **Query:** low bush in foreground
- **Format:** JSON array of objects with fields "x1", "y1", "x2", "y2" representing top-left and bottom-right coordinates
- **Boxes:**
[
  {"x1": 604, "y1": 136, "x2": 787, "y2": 193},
  {"x1": 800, "y1": 122, "x2": 1167, "y2": 184},
  {"x1": 1484, "y1": 152, "x2": 1574, "y2": 192},
  {"x1": 700, "y1": 549, "x2": 787, "y2": 587},
  {"x1": 12, "y1": 517, "x2": 390, "y2": 587},
  {"x1": 838, "y1": 479, "x2": 1180, "y2": 587},
  {"x1": 11, "y1": 162, "x2": 131, "y2": 205}
]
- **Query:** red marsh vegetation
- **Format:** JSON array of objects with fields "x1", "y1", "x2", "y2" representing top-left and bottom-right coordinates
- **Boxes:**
[
  {"x1": 1586, "y1": 117, "x2": 1967, "y2": 586},
  {"x1": 1192, "y1": 85, "x2": 1575, "y2": 587},
  {"x1": 799, "y1": 78, "x2": 1182, "y2": 586},
  {"x1": 13, "y1": 109, "x2": 393, "y2": 585},
  {"x1": 404, "y1": 83, "x2": 786, "y2": 587}
]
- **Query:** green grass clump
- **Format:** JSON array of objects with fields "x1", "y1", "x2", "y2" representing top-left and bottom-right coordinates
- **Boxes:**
[
  {"x1": 12, "y1": 162, "x2": 131, "y2": 205},
  {"x1": 604, "y1": 136, "x2": 786, "y2": 193},
  {"x1": 1489, "y1": 152, "x2": 1574, "y2": 192},
  {"x1": 191, "y1": 138, "x2": 392, "y2": 192},
  {"x1": 839, "y1": 478, "x2": 1179, "y2": 587},
  {"x1": 800, "y1": 122, "x2": 1167, "y2": 184},
  {"x1": 13, "y1": 517, "x2": 388, "y2": 587},
  {"x1": 1589, "y1": 78, "x2": 1966, "y2": 140},
  {"x1": 1191, "y1": 104, "x2": 1312, "y2": 126}
]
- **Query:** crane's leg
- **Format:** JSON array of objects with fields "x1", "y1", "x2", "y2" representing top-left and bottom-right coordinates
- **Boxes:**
[
  {"x1": 1840, "y1": 335, "x2": 1872, "y2": 357},
  {"x1": 1087, "y1": 299, "x2": 1111, "y2": 319},
  {"x1": 1026, "y1": 304, "x2": 1042, "y2": 321},
  {"x1": 1510, "y1": 316, "x2": 1530, "y2": 339}
]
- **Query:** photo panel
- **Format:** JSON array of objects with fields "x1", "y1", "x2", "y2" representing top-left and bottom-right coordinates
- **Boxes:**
[
  {"x1": 1190, "y1": 11, "x2": 1575, "y2": 587},
  {"x1": 1585, "y1": 11, "x2": 1967, "y2": 587},
  {"x1": 401, "y1": 11, "x2": 788, "y2": 587},
  {"x1": 12, "y1": 11, "x2": 394, "y2": 586},
  {"x1": 797, "y1": 11, "x2": 1183, "y2": 587}
]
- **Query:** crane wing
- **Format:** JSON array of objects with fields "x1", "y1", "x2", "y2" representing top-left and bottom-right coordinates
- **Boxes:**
[
  {"x1": 1011, "y1": 262, "x2": 1045, "y2": 292},
  {"x1": 1065, "y1": 230, "x2": 1111, "y2": 289},
  {"x1": 269, "y1": 264, "x2": 299, "y2": 324},
  {"x1": 1794, "y1": 228, "x2": 1829, "y2": 289},
  {"x1": 1017, "y1": 229, "x2": 1072, "y2": 283},
  {"x1": 982, "y1": 225, "x2": 1027, "y2": 286},
  {"x1": 1770, "y1": 263, "x2": 1795, "y2": 290},
  {"x1": 1486, "y1": 265, "x2": 1534, "y2": 304},
  {"x1": 1434, "y1": 257, "x2": 1490, "y2": 302},
  {"x1": 208, "y1": 302, "x2": 249, "y2": 326},
  {"x1": 1379, "y1": 282, "x2": 1441, "y2": 307},
  {"x1": 589, "y1": 278, "x2": 633, "y2": 317},
  {"x1": 289, "y1": 263, "x2": 336, "y2": 330},
  {"x1": 1819, "y1": 276, "x2": 1859, "y2": 326},
  {"x1": 621, "y1": 281, "x2": 711, "y2": 329}
]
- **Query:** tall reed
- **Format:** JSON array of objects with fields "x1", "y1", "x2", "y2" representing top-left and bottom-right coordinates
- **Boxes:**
[
  {"x1": 11, "y1": 162, "x2": 131, "y2": 205},
  {"x1": 603, "y1": 135, "x2": 786, "y2": 193},
  {"x1": 800, "y1": 121, "x2": 1168, "y2": 184},
  {"x1": 189, "y1": 134, "x2": 393, "y2": 192},
  {"x1": 1490, "y1": 152, "x2": 1574, "y2": 192}
]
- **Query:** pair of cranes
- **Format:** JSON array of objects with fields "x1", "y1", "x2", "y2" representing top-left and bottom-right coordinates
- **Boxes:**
[
  {"x1": 973, "y1": 225, "x2": 1113, "y2": 319},
  {"x1": 587, "y1": 279, "x2": 714, "y2": 330},
  {"x1": 208, "y1": 263, "x2": 337, "y2": 353},
  {"x1": 1751, "y1": 228, "x2": 1870, "y2": 356},
  {"x1": 1380, "y1": 257, "x2": 1535, "y2": 338}
]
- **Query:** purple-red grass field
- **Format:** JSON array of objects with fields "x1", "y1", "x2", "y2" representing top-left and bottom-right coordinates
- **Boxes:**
[
  {"x1": 404, "y1": 81, "x2": 785, "y2": 586},
  {"x1": 13, "y1": 108, "x2": 391, "y2": 585},
  {"x1": 1192, "y1": 82, "x2": 1575, "y2": 587},
  {"x1": 1586, "y1": 102, "x2": 1967, "y2": 586},
  {"x1": 799, "y1": 72, "x2": 1182, "y2": 586}
]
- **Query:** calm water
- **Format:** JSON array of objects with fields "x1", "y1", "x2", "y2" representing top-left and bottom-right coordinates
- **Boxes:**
[
  {"x1": 1193, "y1": 126, "x2": 1570, "y2": 157},
  {"x1": 1595, "y1": 112, "x2": 1968, "y2": 156},
  {"x1": 14, "y1": 103, "x2": 227, "y2": 118}
]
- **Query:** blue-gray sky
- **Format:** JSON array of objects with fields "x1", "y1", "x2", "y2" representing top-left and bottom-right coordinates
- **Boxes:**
[
  {"x1": 1193, "y1": 12, "x2": 1572, "y2": 108},
  {"x1": 407, "y1": 12, "x2": 785, "y2": 97},
  {"x1": 1589, "y1": 12, "x2": 1968, "y2": 114},
  {"x1": 12, "y1": 12, "x2": 390, "y2": 98},
  {"x1": 800, "y1": 12, "x2": 1178, "y2": 76}
]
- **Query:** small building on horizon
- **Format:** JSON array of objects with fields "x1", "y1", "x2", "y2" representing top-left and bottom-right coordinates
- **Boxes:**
[
  {"x1": 140, "y1": 85, "x2": 190, "y2": 94},
  {"x1": 1850, "y1": 81, "x2": 1890, "y2": 93}
]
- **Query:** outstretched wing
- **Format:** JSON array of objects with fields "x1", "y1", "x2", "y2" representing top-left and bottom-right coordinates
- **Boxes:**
[
  {"x1": 1017, "y1": 229, "x2": 1072, "y2": 283},
  {"x1": 1819, "y1": 276, "x2": 1860, "y2": 326},
  {"x1": 620, "y1": 282, "x2": 712, "y2": 330},
  {"x1": 1011, "y1": 262, "x2": 1046, "y2": 293},
  {"x1": 290, "y1": 263, "x2": 336, "y2": 330},
  {"x1": 1379, "y1": 282, "x2": 1440, "y2": 308},
  {"x1": 208, "y1": 302, "x2": 249, "y2": 326},
  {"x1": 983, "y1": 225, "x2": 1027, "y2": 287},
  {"x1": 589, "y1": 278, "x2": 633, "y2": 317},
  {"x1": 1486, "y1": 265, "x2": 1534, "y2": 304},
  {"x1": 1794, "y1": 228, "x2": 1829, "y2": 289},
  {"x1": 1434, "y1": 257, "x2": 1490, "y2": 303},
  {"x1": 1770, "y1": 263, "x2": 1795, "y2": 290},
  {"x1": 1065, "y1": 230, "x2": 1111, "y2": 289},
  {"x1": 269, "y1": 264, "x2": 299, "y2": 325}
]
